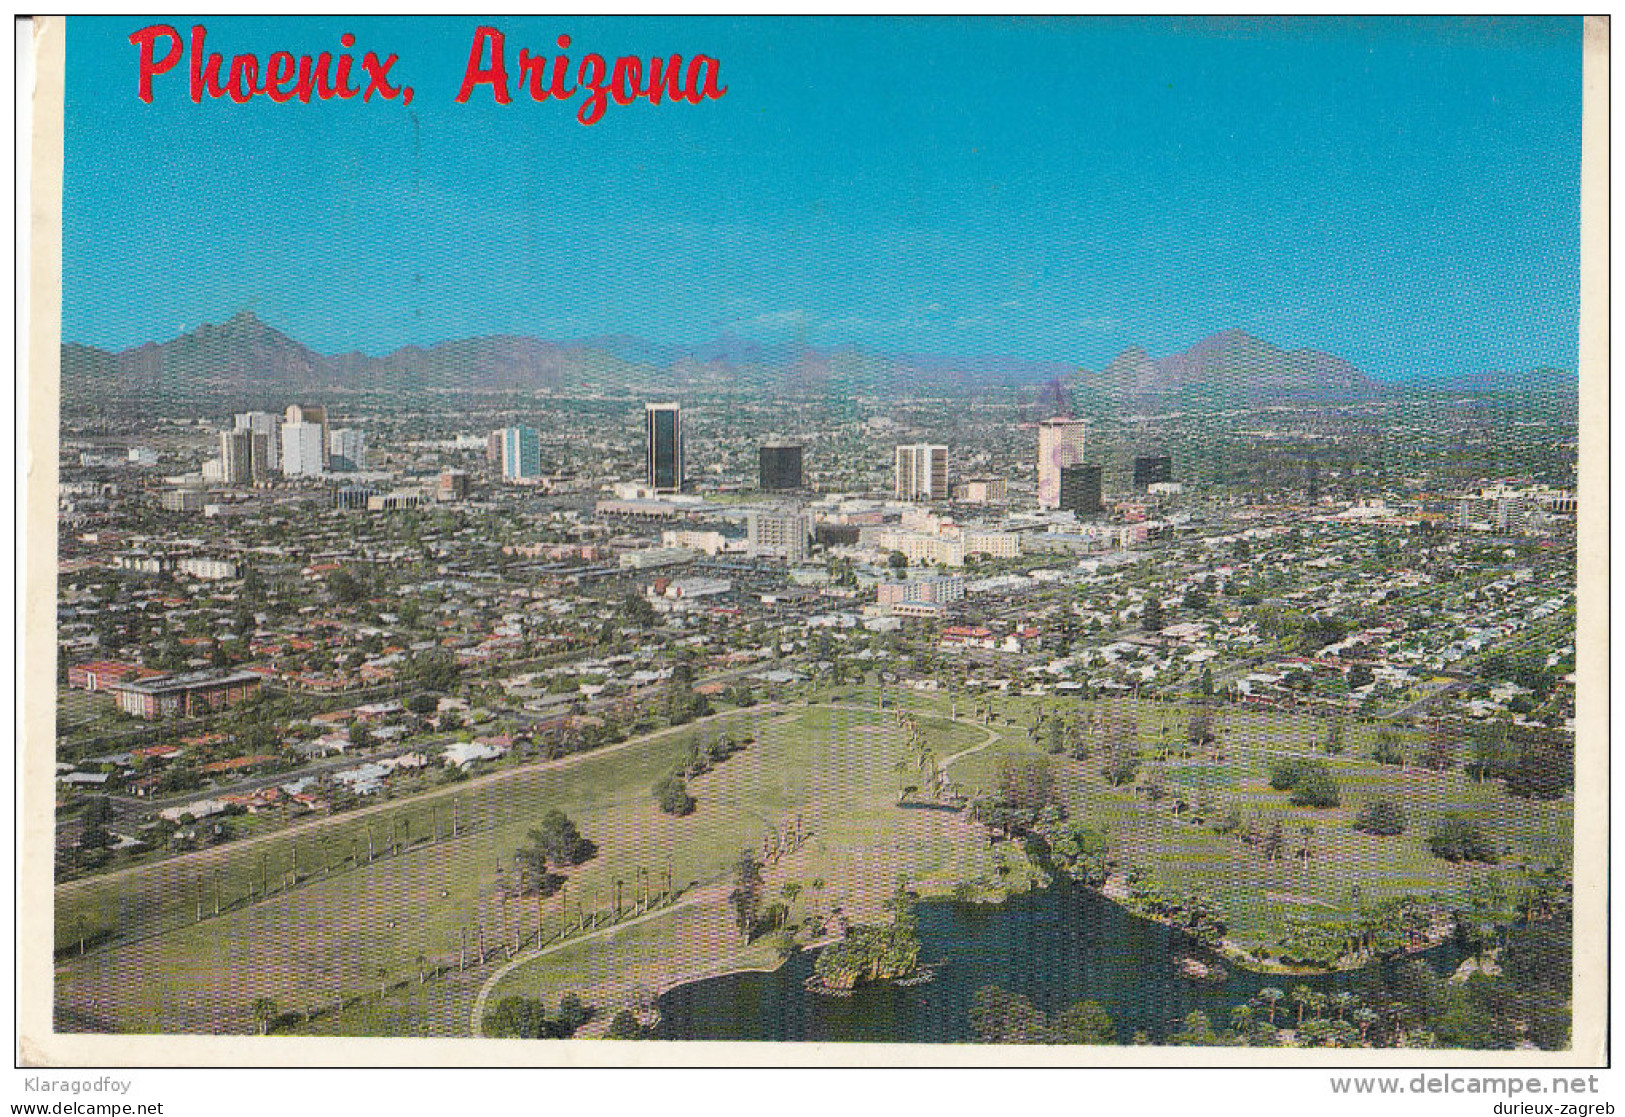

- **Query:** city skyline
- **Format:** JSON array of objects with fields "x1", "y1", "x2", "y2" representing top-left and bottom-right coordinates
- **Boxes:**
[{"x1": 61, "y1": 17, "x2": 1584, "y2": 380}]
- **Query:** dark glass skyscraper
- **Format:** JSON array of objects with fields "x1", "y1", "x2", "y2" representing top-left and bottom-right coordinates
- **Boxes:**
[
  {"x1": 759, "y1": 443, "x2": 804, "y2": 491},
  {"x1": 1059, "y1": 464, "x2": 1104, "y2": 515},
  {"x1": 1133, "y1": 455, "x2": 1172, "y2": 490},
  {"x1": 646, "y1": 403, "x2": 682, "y2": 493}
]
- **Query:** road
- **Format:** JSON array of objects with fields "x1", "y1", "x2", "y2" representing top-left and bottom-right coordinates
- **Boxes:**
[
  {"x1": 467, "y1": 882, "x2": 730, "y2": 1036},
  {"x1": 1381, "y1": 675, "x2": 1471, "y2": 721},
  {"x1": 54, "y1": 703, "x2": 781, "y2": 900},
  {"x1": 466, "y1": 699, "x2": 1000, "y2": 1035},
  {"x1": 74, "y1": 657, "x2": 800, "y2": 853}
]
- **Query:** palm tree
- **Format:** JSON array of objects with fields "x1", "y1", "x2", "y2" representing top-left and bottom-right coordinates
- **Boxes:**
[
  {"x1": 251, "y1": 996, "x2": 278, "y2": 1035},
  {"x1": 1353, "y1": 1007, "x2": 1378, "y2": 1044},
  {"x1": 1291, "y1": 984, "x2": 1314, "y2": 1028},
  {"x1": 1258, "y1": 986, "x2": 1284, "y2": 1025},
  {"x1": 1331, "y1": 991, "x2": 1355, "y2": 1022}
]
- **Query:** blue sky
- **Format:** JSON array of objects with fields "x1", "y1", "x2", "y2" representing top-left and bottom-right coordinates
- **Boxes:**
[{"x1": 62, "y1": 16, "x2": 1584, "y2": 379}]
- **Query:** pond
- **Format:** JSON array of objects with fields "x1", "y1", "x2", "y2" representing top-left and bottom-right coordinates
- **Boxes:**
[{"x1": 654, "y1": 883, "x2": 1463, "y2": 1043}]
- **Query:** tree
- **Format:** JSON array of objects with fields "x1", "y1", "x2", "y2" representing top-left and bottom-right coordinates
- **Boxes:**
[
  {"x1": 1167, "y1": 1009, "x2": 1219, "y2": 1046},
  {"x1": 1346, "y1": 663, "x2": 1376, "y2": 691},
  {"x1": 1354, "y1": 799, "x2": 1407, "y2": 837},
  {"x1": 1046, "y1": 821, "x2": 1110, "y2": 888},
  {"x1": 1420, "y1": 720, "x2": 1459, "y2": 772},
  {"x1": 729, "y1": 852, "x2": 765, "y2": 941},
  {"x1": 1186, "y1": 706, "x2": 1215, "y2": 754},
  {"x1": 620, "y1": 592, "x2": 659, "y2": 627},
  {"x1": 532, "y1": 809, "x2": 589, "y2": 866},
  {"x1": 887, "y1": 550, "x2": 909, "y2": 574},
  {"x1": 1291, "y1": 984, "x2": 1314, "y2": 1027},
  {"x1": 1051, "y1": 1000, "x2": 1116, "y2": 1045},
  {"x1": 555, "y1": 993, "x2": 590, "y2": 1035},
  {"x1": 512, "y1": 840, "x2": 565, "y2": 898},
  {"x1": 327, "y1": 568, "x2": 367, "y2": 605},
  {"x1": 1141, "y1": 597, "x2": 1165, "y2": 634},
  {"x1": 993, "y1": 752, "x2": 1057, "y2": 830},
  {"x1": 1503, "y1": 727, "x2": 1573, "y2": 800},
  {"x1": 1427, "y1": 815, "x2": 1498, "y2": 864},
  {"x1": 1373, "y1": 728, "x2": 1407, "y2": 768},
  {"x1": 1269, "y1": 758, "x2": 1304, "y2": 791},
  {"x1": 1465, "y1": 720, "x2": 1513, "y2": 783},
  {"x1": 405, "y1": 648, "x2": 461, "y2": 693},
  {"x1": 968, "y1": 985, "x2": 1049, "y2": 1043},
  {"x1": 606, "y1": 1010, "x2": 646, "y2": 1039},
  {"x1": 251, "y1": 996, "x2": 278, "y2": 1036},
  {"x1": 1289, "y1": 764, "x2": 1340, "y2": 809},
  {"x1": 1100, "y1": 709, "x2": 1140, "y2": 787},
  {"x1": 406, "y1": 692, "x2": 440, "y2": 718},
  {"x1": 483, "y1": 995, "x2": 553, "y2": 1038},
  {"x1": 78, "y1": 795, "x2": 115, "y2": 851},
  {"x1": 654, "y1": 772, "x2": 696, "y2": 816},
  {"x1": 1258, "y1": 986, "x2": 1285, "y2": 1025}
]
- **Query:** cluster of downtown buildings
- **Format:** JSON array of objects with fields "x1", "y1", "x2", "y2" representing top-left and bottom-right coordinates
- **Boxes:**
[{"x1": 52, "y1": 382, "x2": 1577, "y2": 871}]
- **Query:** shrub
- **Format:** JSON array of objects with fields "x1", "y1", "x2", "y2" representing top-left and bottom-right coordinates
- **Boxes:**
[
  {"x1": 483, "y1": 996, "x2": 551, "y2": 1039},
  {"x1": 555, "y1": 993, "x2": 590, "y2": 1035},
  {"x1": 606, "y1": 1009, "x2": 645, "y2": 1039},
  {"x1": 653, "y1": 772, "x2": 696, "y2": 816},
  {"x1": 1373, "y1": 730, "x2": 1407, "y2": 767},
  {"x1": 1268, "y1": 759, "x2": 1303, "y2": 791},
  {"x1": 1289, "y1": 763, "x2": 1340, "y2": 808},
  {"x1": 1354, "y1": 799, "x2": 1407, "y2": 836},
  {"x1": 1427, "y1": 815, "x2": 1498, "y2": 863}
]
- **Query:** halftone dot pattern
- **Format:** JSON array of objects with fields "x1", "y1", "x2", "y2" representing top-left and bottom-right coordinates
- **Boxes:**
[{"x1": 49, "y1": 16, "x2": 1580, "y2": 1051}]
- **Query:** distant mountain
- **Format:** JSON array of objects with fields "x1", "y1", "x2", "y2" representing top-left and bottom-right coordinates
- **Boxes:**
[
  {"x1": 59, "y1": 311, "x2": 664, "y2": 400},
  {"x1": 1403, "y1": 366, "x2": 1580, "y2": 393},
  {"x1": 1091, "y1": 329, "x2": 1380, "y2": 402},
  {"x1": 58, "y1": 312, "x2": 1078, "y2": 403},
  {"x1": 62, "y1": 315, "x2": 1563, "y2": 407}
]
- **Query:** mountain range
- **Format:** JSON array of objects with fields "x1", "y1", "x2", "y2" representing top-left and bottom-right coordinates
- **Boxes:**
[{"x1": 58, "y1": 312, "x2": 1561, "y2": 405}]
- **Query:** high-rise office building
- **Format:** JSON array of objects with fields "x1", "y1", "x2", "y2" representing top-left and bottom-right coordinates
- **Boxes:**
[
  {"x1": 328, "y1": 428, "x2": 366, "y2": 471},
  {"x1": 646, "y1": 403, "x2": 682, "y2": 493},
  {"x1": 220, "y1": 430, "x2": 252, "y2": 486},
  {"x1": 1059, "y1": 464, "x2": 1104, "y2": 516},
  {"x1": 285, "y1": 404, "x2": 329, "y2": 468},
  {"x1": 501, "y1": 426, "x2": 542, "y2": 481},
  {"x1": 234, "y1": 411, "x2": 281, "y2": 473},
  {"x1": 280, "y1": 419, "x2": 326, "y2": 477},
  {"x1": 1133, "y1": 455, "x2": 1173, "y2": 490},
  {"x1": 895, "y1": 444, "x2": 949, "y2": 502},
  {"x1": 1037, "y1": 418, "x2": 1088, "y2": 509},
  {"x1": 759, "y1": 443, "x2": 804, "y2": 491}
]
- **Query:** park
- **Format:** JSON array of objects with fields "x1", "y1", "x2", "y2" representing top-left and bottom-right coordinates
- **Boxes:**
[{"x1": 52, "y1": 684, "x2": 1569, "y2": 1040}]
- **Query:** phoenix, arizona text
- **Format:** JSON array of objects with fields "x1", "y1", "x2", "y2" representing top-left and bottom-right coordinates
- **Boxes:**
[{"x1": 128, "y1": 24, "x2": 727, "y2": 124}]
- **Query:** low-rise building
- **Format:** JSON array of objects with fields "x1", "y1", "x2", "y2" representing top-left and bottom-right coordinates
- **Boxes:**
[{"x1": 107, "y1": 669, "x2": 263, "y2": 720}]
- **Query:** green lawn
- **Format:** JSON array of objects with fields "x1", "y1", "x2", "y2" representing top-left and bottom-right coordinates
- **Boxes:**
[
  {"x1": 55, "y1": 701, "x2": 1014, "y2": 1035},
  {"x1": 946, "y1": 695, "x2": 1571, "y2": 951},
  {"x1": 55, "y1": 690, "x2": 1567, "y2": 1035}
]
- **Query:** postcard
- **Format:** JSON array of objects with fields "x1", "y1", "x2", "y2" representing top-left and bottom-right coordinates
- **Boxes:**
[{"x1": 19, "y1": 15, "x2": 1607, "y2": 1068}]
